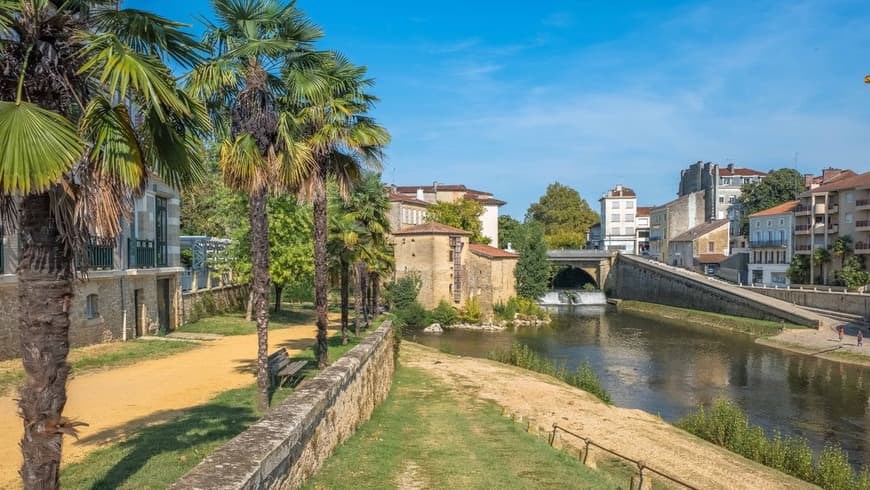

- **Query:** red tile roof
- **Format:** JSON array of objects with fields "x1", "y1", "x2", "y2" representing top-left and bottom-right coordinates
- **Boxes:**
[
  {"x1": 468, "y1": 243, "x2": 519, "y2": 259},
  {"x1": 636, "y1": 206, "x2": 652, "y2": 217},
  {"x1": 749, "y1": 200, "x2": 799, "y2": 217},
  {"x1": 393, "y1": 222, "x2": 470, "y2": 236},
  {"x1": 388, "y1": 192, "x2": 430, "y2": 207},
  {"x1": 698, "y1": 253, "x2": 728, "y2": 264},
  {"x1": 719, "y1": 167, "x2": 767, "y2": 177},
  {"x1": 604, "y1": 186, "x2": 636, "y2": 197},
  {"x1": 800, "y1": 171, "x2": 870, "y2": 196}
]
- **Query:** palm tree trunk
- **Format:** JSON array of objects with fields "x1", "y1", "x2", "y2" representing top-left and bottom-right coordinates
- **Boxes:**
[
  {"x1": 18, "y1": 192, "x2": 73, "y2": 490},
  {"x1": 340, "y1": 258, "x2": 349, "y2": 345},
  {"x1": 371, "y1": 277, "x2": 380, "y2": 317},
  {"x1": 354, "y1": 261, "x2": 365, "y2": 336},
  {"x1": 245, "y1": 288, "x2": 253, "y2": 321},
  {"x1": 360, "y1": 267, "x2": 369, "y2": 325},
  {"x1": 313, "y1": 182, "x2": 329, "y2": 368},
  {"x1": 274, "y1": 284, "x2": 283, "y2": 312},
  {"x1": 249, "y1": 186, "x2": 270, "y2": 411}
]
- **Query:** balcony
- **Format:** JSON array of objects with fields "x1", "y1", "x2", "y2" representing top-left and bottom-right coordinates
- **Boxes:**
[
  {"x1": 825, "y1": 223, "x2": 838, "y2": 234},
  {"x1": 795, "y1": 205, "x2": 811, "y2": 216},
  {"x1": 857, "y1": 220, "x2": 870, "y2": 232},
  {"x1": 86, "y1": 243, "x2": 115, "y2": 270},
  {"x1": 795, "y1": 244, "x2": 812, "y2": 254},
  {"x1": 795, "y1": 224, "x2": 811, "y2": 235},
  {"x1": 856, "y1": 242, "x2": 870, "y2": 255},
  {"x1": 128, "y1": 239, "x2": 156, "y2": 269},
  {"x1": 749, "y1": 240, "x2": 787, "y2": 248},
  {"x1": 857, "y1": 198, "x2": 870, "y2": 210}
]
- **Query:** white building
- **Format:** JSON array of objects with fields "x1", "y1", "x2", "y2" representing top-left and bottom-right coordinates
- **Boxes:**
[
  {"x1": 636, "y1": 206, "x2": 651, "y2": 255},
  {"x1": 748, "y1": 201, "x2": 798, "y2": 286},
  {"x1": 599, "y1": 185, "x2": 638, "y2": 254}
]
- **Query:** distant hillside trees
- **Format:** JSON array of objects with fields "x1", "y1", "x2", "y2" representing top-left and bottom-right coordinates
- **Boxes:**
[{"x1": 527, "y1": 182, "x2": 599, "y2": 249}]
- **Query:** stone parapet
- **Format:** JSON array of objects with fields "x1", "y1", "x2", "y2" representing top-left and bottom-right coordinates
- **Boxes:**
[
  {"x1": 743, "y1": 286, "x2": 870, "y2": 321},
  {"x1": 181, "y1": 284, "x2": 248, "y2": 324},
  {"x1": 172, "y1": 321, "x2": 395, "y2": 490}
]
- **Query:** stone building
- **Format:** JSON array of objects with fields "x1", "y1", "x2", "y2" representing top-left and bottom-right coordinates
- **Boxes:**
[
  {"x1": 667, "y1": 219, "x2": 731, "y2": 271},
  {"x1": 794, "y1": 171, "x2": 870, "y2": 283},
  {"x1": 599, "y1": 185, "x2": 638, "y2": 253},
  {"x1": 392, "y1": 183, "x2": 505, "y2": 245},
  {"x1": 649, "y1": 191, "x2": 705, "y2": 263},
  {"x1": 748, "y1": 201, "x2": 798, "y2": 286},
  {"x1": 391, "y1": 222, "x2": 517, "y2": 313},
  {"x1": 0, "y1": 176, "x2": 184, "y2": 360},
  {"x1": 387, "y1": 191, "x2": 430, "y2": 233}
]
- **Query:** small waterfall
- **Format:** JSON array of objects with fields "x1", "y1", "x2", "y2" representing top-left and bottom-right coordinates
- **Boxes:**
[{"x1": 538, "y1": 290, "x2": 607, "y2": 306}]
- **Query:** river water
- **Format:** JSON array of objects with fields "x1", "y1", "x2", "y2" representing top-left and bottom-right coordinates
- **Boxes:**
[{"x1": 409, "y1": 306, "x2": 870, "y2": 469}]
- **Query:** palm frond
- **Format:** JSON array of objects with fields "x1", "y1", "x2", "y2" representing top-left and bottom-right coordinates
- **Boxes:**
[
  {"x1": 219, "y1": 133, "x2": 269, "y2": 193},
  {"x1": 91, "y1": 8, "x2": 204, "y2": 68},
  {"x1": 0, "y1": 102, "x2": 84, "y2": 194},
  {"x1": 80, "y1": 96, "x2": 146, "y2": 189}
]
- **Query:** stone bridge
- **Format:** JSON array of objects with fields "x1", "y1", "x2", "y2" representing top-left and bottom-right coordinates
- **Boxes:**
[{"x1": 546, "y1": 250, "x2": 613, "y2": 289}]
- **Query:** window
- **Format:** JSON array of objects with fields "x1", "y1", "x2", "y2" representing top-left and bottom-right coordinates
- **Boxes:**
[
  {"x1": 625, "y1": 214, "x2": 635, "y2": 222},
  {"x1": 155, "y1": 196, "x2": 168, "y2": 267},
  {"x1": 729, "y1": 196, "x2": 736, "y2": 204},
  {"x1": 719, "y1": 197, "x2": 725, "y2": 203},
  {"x1": 708, "y1": 241, "x2": 714, "y2": 253},
  {"x1": 779, "y1": 230, "x2": 785, "y2": 242},
  {"x1": 845, "y1": 213, "x2": 853, "y2": 224},
  {"x1": 612, "y1": 201, "x2": 621, "y2": 209},
  {"x1": 779, "y1": 218, "x2": 784, "y2": 225},
  {"x1": 767, "y1": 220, "x2": 772, "y2": 227},
  {"x1": 768, "y1": 231, "x2": 773, "y2": 241},
  {"x1": 625, "y1": 226, "x2": 635, "y2": 235},
  {"x1": 626, "y1": 201, "x2": 634, "y2": 209},
  {"x1": 846, "y1": 193, "x2": 853, "y2": 204},
  {"x1": 86, "y1": 294, "x2": 99, "y2": 320},
  {"x1": 611, "y1": 213, "x2": 620, "y2": 222},
  {"x1": 755, "y1": 221, "x2": 760, "y2": 228}
]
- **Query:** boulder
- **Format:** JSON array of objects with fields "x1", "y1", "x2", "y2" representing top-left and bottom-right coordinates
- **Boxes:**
[{"x1": 423, "y1": 323, "x2": 443, "y2": 334}]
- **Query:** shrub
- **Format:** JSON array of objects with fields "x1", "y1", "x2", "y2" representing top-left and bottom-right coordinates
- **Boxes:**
[
  {"x1": 488, "y1": 342, "x2": 610, "y2": 403},
  {"x1": 816, "y1": 443, "x2": 856, "y2": 490},
  {"x1": 493, "y1": 297, "x2": 548, "y2": 323},
  {"x1": 385, "y1": 273, "x2": 422, "y2": 310},
  {"x1": 394, "y1": 301, "x2": 429, "y2": 327},
  {"x1": 582, "y1": 283, "x2": 597, "y2": 291},
  {"x1": 461, "y1": 296, "x2": 482, "y2": 324},
  {"x1": 430, "y1": 300, "x2": 459, "y2": 326}
]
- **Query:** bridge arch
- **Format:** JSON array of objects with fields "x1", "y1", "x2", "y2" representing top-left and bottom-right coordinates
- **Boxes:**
[{"x1": 551, "y1": 266, "x2": 598, "y2": 289}]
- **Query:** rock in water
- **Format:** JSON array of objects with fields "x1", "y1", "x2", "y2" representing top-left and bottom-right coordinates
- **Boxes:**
[{"x1": 423, "y1": 323, "x2": 443, "y2": 333}]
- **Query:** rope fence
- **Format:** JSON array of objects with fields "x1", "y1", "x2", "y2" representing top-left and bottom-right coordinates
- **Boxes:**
[{"x1": 548, "y1": 424, "x2": 699, "y2": 490}]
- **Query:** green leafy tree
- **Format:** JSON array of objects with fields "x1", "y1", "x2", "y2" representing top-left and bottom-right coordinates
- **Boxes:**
[
  {"x1": 515, "y1": 221, "x2": 550, "y2": 299},
  {"x1": 840, "y1": 256, "x2": 869, "y2": 289},
  {"x1": 832, "y1": 235, "x2": 853, "y2": 270},
  {"x1": 426, "y1": 197, "x2": 490, "y2": 244},
  {"x1": 269, "y1": 198, "x2": 314, "y2": 311},
  {"x1": 786, "y1": 255, "x2": 810, "y2": 285},
  {"x1": 189, "y1": 0, "x2": 321, "y2": 411},
  {"x1": 527, "y1": 183, "x2": 599, "y2": 249},
  {"x1": 498, "y1": 214, "x2": 522, "y2": 250},
  {"x1": 813, "y1": 247, "x2": 832, "y2": 285},
  {"x1": 0, "y1": 2, "x2": 209, "y2": 486},
  {"x1": 328, "y1": 199, "x2": 367, "y2": 344},
  {"x1": 180, "y1": 145, "x2": 246, "y2": 237},
  {"x1": 737, "y1": 168, "x2": 804, "y2": 235}
]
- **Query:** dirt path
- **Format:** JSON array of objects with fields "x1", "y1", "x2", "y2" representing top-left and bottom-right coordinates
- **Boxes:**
[
  {"x1": 0, "y1": 323, "x2": 322, "y2": 489},
  {"x1": 404, "y1": 342, "x2": 816, "y2": 490}
]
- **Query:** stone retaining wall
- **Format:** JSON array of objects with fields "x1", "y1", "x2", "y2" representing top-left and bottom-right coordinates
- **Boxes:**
[
  {"x1": 172, "y1": 321, "x2": 395, "y2": 490},
  {"x1": 743, "y1": 287, "x2": 870, "y2": 321},
  {"x1": 181, "y1": 284, "x2": 249, "y2": 324},
  {"x1": 612, "y1": 254, "x2": 825, "y2": 327}
]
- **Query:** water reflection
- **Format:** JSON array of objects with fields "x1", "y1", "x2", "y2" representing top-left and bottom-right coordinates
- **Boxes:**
[{"x1": 409, "y1": 306, "x2": 870, "y2": 469}]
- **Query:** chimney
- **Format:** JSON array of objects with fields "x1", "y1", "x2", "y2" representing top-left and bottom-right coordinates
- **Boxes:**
[
  {"x1": 615, "y1": 184, "x2": 623, "y2": 192},
  {"x1": 803, "y1": 174, "x2": 813, "y2": 189},
  {"x1": 416, "y1": 188, "x2": 424, "y2": 201},
  {"x1": 727, "y1": 163, "x2": 735, "y2": 172},
  {"x1": 433, "y1": 181, "x2": 439, "y2": 192}
]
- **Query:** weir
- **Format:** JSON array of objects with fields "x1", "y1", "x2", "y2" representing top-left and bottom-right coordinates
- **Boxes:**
[{"x1": 539, "y1": 290, "x2": 607, "y2": 306}]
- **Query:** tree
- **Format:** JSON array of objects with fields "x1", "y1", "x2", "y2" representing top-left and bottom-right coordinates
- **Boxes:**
[
  {"x1": 832, "y1": 235, "x2": 853, "y2": 268},
  {"x1": 294, "y1": 54, "x2": 390, "y2": 368},
  {"x1": 498, "y1": 214, "x2": 522, "y2": 250},
  {"x1": 786, "y1": 255, "x2": 810, "y2": 284},
  {"x1": 180, "y1": 145, "x2": 246, "y2": 237},
  {"x1": 840, "y1": 256, "x2": 869, "y2": 289},
  {"x1": 328, "y1": 203, "x2": 365, "y2": 344},
  {"x1": 426, "y1": 197, "x2": 489, "y2": 244},
  {"x1": 269, "y1": 198, "x2": 314, "y2": 311},
  {"x1": 737, "y1": 168, "x2": 804, "y2": 235},
  {"x1": 527, "y1": 183, "x2": 599, "y2": 249},
  {"x1": 0, "y1": 3, "x2": 208, "y2": 487},
  {"x1": 813, "y1": 247, "x2": 832, "y2": 285},
  {"x1": 189, "y1": 0, "x2": 321, "y2": 411},
  {"x1": 515, "y1": 221, "x2": 550, "y2": 299}
]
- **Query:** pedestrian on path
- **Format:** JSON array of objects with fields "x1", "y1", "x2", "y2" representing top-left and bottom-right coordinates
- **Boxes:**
[
  {"x1": 858, "y1": 330, "x2": 864, "y2": 348},
  {"x1": 838, "y1": 327, "x2": 844, "y2": 343}
]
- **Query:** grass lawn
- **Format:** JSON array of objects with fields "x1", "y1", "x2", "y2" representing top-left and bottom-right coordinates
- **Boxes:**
[
  {"x1": 305, "y1": 366, "x2": 623, "y2": 490},
  {"x1": 178, "y1": 307, "x2": 316, "y2": 336},
  {"x1": 60, "y1": 332, "x2": 363, "y2": 489},
  {"x1": 618, "y1": 300, "x2": 803, "y2": 337},
  {"x1": 0, "y1": 339, "x2": 198, "y2": 395}
]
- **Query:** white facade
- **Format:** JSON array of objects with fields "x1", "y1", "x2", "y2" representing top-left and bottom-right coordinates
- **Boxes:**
[
  {"x1": 748, "y1": 208, "x2": 795, "y2": 286},
  {"x1": 481, "y1": 204, "x2": 499, "y2": 247},
  {"x1": 599, "y1": 185, "x2": 638, "y2": 254}
]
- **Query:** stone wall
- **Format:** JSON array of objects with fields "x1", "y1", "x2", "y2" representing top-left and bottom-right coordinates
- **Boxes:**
[
  {"x1": 611, "y1": 254, "x2": 824, "y2": 327},
  {"x1": 172, "y1": 322, "x2": 395, "y2": 490},
  {"x1": 743, "y1": 286, "x2": 870, "y2": 321},
  {"x1": 181, "y1": 284, "x2": 249, "y2": 324}
]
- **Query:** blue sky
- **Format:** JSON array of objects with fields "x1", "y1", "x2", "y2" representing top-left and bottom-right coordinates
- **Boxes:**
[{"x1": 130, "y1": 0, "x2": 870, "y2": 217}]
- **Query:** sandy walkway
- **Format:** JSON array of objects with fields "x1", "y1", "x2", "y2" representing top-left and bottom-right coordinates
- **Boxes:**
[
  {"x1": 0, "y1": 323, "x2": 322, "y2": 489},
  {"x1": 404, "y1": 342, "x2": 815, "y2": 490}
]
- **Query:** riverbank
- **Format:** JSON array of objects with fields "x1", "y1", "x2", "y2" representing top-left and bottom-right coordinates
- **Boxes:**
[
  {"x1": 401, "y1": 342, "x2": 812, "y2": 489},
  {"x1": 617, "y1": 300, "x2": 870, "y2": 368}
]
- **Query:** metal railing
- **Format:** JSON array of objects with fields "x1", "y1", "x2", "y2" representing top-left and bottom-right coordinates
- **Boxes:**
[
  {"x1": 87, "y1": 243, "x2": 114, "y2": 270},
  {"x1": 749, "y1": 240, "x2": 786, "y2": 248},
  {"x1": 548, "y1": 424, "x2": 698, "y2": 490},
  {"x1": 857, "y1": 198, "x2": 870, "y2": 207},
  {"x1": 128, "y1": 239, "x2": 156, "y2": 269},
  {"x1": 857, "y1": 220, "x2": 870, "y2": 228}
]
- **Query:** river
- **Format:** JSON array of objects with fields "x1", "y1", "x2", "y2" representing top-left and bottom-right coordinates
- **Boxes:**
[{"x1": 409, "y1": 306, "x2": 870, "y2": 469}]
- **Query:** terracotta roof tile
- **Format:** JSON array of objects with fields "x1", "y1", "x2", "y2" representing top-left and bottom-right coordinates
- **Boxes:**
[
  {"x1": 749, "y1": 200, "x2": 799, "y2": 217},
  {"x1": 393, "y1": 222, "x2": 470, "y2": 236},
  {"x1": 800, "y1": 171, "x2": 870, "y2": 196},
  {"x1": 388, "y1": 192, "x2": 430, "y2": 207},
  {"x1": 698, "y1": 253, "x2": 728, "y2": 264},
  {"x1": 636, "y1": 206, "x2": 652, "y2": 217},
  {"x1": 468, "y1": 243, "x2": 519, "y2": 259},
  {"x1": 719, "y1": 167, "x2": 767, "y2": 177}
]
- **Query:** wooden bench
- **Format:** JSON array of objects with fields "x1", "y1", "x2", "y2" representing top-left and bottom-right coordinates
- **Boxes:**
[{"x1": 268, "y1": 348, "x2": 308, "y2": 388}]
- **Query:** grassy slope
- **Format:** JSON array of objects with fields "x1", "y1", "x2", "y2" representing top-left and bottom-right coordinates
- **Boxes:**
[
  {"x1": 60, "y1": 332, "x2": 362, "y2": 489},
  {"x1": 305, "y1": 366, "x2": 621, "y2": 490},
  {"x1": 618, "y1": 300, "x2": 802, "y2": 337},
  {"x1": 0, "y1": 339, "x2": 198, "y2": 395},
  {"x1": 177, "y1": 307, "x2": 315, "y2": 336}
]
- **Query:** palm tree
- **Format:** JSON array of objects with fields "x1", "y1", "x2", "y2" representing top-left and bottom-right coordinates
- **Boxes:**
[
  {"x1": 0, "y1": 3, "x2": 208, "y2": 487},
  {"x1": 327, "y1": 199, "x2": 365, "y2": 344},
  {"x1": 188, "y1": 0, "x2": 320, "y2": 411},
  {"x1": 294, "y1": 54, "x2": 390, "y2": 368},
  {"x1": 813, "y1": 247, "x2": 832, "y2": 285}
]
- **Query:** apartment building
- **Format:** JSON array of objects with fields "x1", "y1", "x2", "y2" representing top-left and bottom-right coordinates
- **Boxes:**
[
  {"x1": 636, "y1": 206, "x2": 651, "y2": 255},
  {"x1": 794, "y1": 171, "x2": 870, "y2": 281},
  {"x1": 649, "y1": 191, "x2": 705, "y2": 263},
  {"x1": 0, "y1": 177, "x2": 183, "y2": 360},
  {"x1": 599, "y1": 185, "x2": 638, "y2": 253},
  {"x1": 392, "y1": 183, "x2": 506, "y2": 245},
  {"x1": 747, "y1": 201, "x2": 798, "y2": 286}
]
